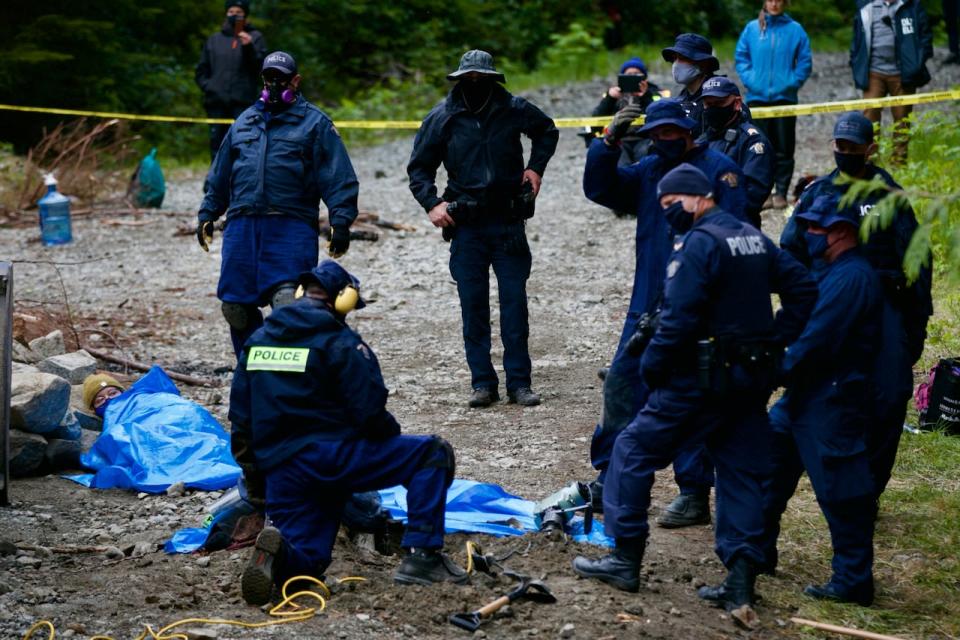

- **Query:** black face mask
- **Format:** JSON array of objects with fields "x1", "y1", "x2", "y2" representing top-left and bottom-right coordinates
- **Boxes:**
[
  {"x1": 652, "y1": 138, "x2": 688, "y2": 164},
  {"x1": 703, "y1": 104, "x2": 737, "y2": 132},
  {"x1": 460, "y1": 79, "x2": 493, "y2": 111},
  {"x1": 834, "y1": 151, "x2": 867, "y2": 177},
  {"x1": 663, "y1": 201, "x2": 694, "y2": 233}
]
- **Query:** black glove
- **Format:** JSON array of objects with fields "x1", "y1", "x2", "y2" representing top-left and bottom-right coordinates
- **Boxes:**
[
  {"x1": 605, "y1": 104, "x2": 644, "y2": 144},
  {"x1": 196, "y1": 220, "x2": 214, "y2": 252},
  {"x1": 328, "y1": 225, "x2": 350, "y2": 258}
]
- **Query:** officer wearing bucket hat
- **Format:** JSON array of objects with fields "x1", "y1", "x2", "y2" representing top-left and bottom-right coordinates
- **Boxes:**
[
  {"x1": 662, "y1": 33, "x2": 721, "y2": 138},
  {"x1": 408, "y1": 50, "x2": 559, "y2": 408},
  {"x1": 230, "y1": 260, "x2": 465, "y2": 606},
  {"x1": 761, "y1": 193, "x2": 883, "y2": 606},
  {"x1": 198, "y1": 51, "x2": 360, "y2": 360},
  {"x1": 574, "y1": 164, "x2": 815, "y2": 613}
]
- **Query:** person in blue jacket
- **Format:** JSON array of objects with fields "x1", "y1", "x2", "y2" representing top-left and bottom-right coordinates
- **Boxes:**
[
  {"x1": 762, "y1": 194, "x2": 882, "y2": 606},
  {"x1": 698, "y1": 77, "x2": 774, "y2": 228},
  {"x1": 662, "y1": 33, "x2": 721, "y2": 139},
  {"x1": 198, "y1": 51, "x2": 360, "y2": 359},
  {"x1": 230, "y1": 260, "x2": 466, "y2": 606},
  {"x1": 582, "y1": 98, "x2": 747, "y2": 529},
  {"x1": 735, "y1": 0, "x2": 812, "y2": 209},
  {"x1": 851, "y1": 0, "x2": 933, "y2": 162},
  {"x1": 407, "y1": 50, "x2": 559, "y2": 409},
  {"x1": 573, "y1": 165, "x2": 816, "y2": 612},
  {"x1": 781, "y1": 113, "x2": 932, "y2": 504}
]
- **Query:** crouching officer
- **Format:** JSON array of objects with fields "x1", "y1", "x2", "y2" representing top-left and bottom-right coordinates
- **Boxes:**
[
  {"x1": 198, "y1": 51, "x2": 360, "y2": 359},
  {"x1": 407, "y1": 50, "x2": 559, "y2": 408},
  {"x1": 229, "y1": 260, "x2": 466, "y2": 605},
  {"x1": 698, "y1": 77, "x2": 773, "y2": 228},
  {"x1": 573, "y1": 165, "x2": 816, "y2": 613},
  {"x1": 761, "y1": 194, "x2": 882, "y2": 606}
]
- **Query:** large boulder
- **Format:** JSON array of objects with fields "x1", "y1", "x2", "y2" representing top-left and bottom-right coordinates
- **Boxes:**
[
  {"x1": 12, "y1": 340, "x2": 41, "y2": 364},
  {"x1": 37, "y1": 350, "x2": 97, "y2": 385},
  {"x1": 10, "y1": 369, "x2": 71, "y2": 435},
  {"x1": 10, "y1": 430, "x2": 48, "y2": 477},
  {"x1": 28, "y1": 330, "x2": 65, "y2": 359}
]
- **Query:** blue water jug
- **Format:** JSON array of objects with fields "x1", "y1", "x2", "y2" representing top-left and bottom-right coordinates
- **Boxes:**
[{"x1": 37, "y1": 174, "x2": 72, "y2": 246}]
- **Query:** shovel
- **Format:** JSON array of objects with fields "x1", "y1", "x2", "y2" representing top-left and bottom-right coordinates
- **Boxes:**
[{"x1": 449, "y1": 576, "x2": 556, "y2": 633}]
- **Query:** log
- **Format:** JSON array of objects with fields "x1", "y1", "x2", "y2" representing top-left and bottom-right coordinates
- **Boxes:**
[
  {"x1": 790, "y1": 618, "x2": 907, "y2": 640},
  {"x1": 82, "y1": 346, "x2": 217, "y2": 388}
]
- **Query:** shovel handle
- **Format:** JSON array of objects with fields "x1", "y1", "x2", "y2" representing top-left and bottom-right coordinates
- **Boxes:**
[{"x1": 476, "y1": 595, "x2": 511, "y2": 618}]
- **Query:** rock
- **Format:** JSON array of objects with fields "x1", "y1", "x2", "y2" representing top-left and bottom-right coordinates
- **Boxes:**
[
  {"x1": 73, "y1": 409, "x2": 102, "y2": 431},
  {"x1": 28, "y1": 330, "x2": 65, "y2": 359},
  {"x1": 0, "y1": 540, "x2": 18, "y2": 556},
  {"x1": 102, "y1": 546, "x2": 124, "y2": 560},
  {"x1": 166, "y1": 481, "x2": 186, "y2": 497},
  {"x1": 10, "y1": 430, "x2": 48, "y2": 477},
  {"x1": 559, "y1": 623, "x2": 575, "y2": 638},
  {"x1": 44, "y1": 439, "x2": 82, "y2": 471},
  {"x1": 195, "y1": 556, "x2": 211, "y2": 567},
  {"x1": 48, "y1": 411, "x2": 82, "y2": 441},
  {"x1": 37, "y1": 350, "x2": 97, "y2": 385},
  {"x1": 11, "y1": 369, "x2": 70, "y2": 434},
  {"x1": 12, "y1": 340, "x2": 41, "y2": 364},
  {"x1": 16, "y1": 556, "x2": 41, "y2": 569}
]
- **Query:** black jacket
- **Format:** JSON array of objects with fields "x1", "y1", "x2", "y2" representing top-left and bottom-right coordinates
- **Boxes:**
[
  {"x1": 195, "y1": 22, "x2": 268, "y2": 107},
  {"x1": 407, "y1": 84, "x2": 559, "y2": 213},
  {"x1": 851, "y1": 0, "x2": 933, "y2": 90}
]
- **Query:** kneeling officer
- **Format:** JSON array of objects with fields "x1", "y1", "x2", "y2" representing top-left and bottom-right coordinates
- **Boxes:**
[{"x1": 229, "y1": 260, "x2": 466, "y2": 605}]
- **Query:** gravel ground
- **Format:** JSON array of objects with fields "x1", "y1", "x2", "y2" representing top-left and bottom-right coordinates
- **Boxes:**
[{"x1": 2, "y1": 49, "x2": 959, "y2": 640}]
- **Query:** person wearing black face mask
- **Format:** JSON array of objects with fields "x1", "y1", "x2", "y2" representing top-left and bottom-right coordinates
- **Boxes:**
[
  {"x1": 698, "y1": 77, "x2": 774, "y2": 229},
  {"x1": 579, "y1": 99, "x2": 747, "y2": 529},
  {"x1": 196, "y1": 1, "x2": 267, "y2": 160},
  {"x1": 780, "y1": 112, "x2": 933, "y2": 507}
]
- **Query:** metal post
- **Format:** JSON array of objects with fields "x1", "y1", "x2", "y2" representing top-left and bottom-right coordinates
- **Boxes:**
[{"x1": 0, "y1": 261, "x2": 11, "y2": 506}]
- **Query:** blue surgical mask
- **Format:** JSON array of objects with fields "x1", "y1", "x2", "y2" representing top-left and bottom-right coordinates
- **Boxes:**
[
  {"x1": 804, "y1": 231, "x2": 830, "y2": 259},
  {"x1": 672, "y1": 61, "x2": 701, "y2": 86},
  {"x1": 663, "y1": 201, "x2": 694, "y2": 233},
  {"x1": 94, "y1": 401, "x2": 109, "y2": 418}
]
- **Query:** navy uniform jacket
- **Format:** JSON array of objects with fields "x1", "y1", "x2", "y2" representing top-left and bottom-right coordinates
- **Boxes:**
[
  {"x1": 200, "y1": 97, "x2": 360, "y2": 229},
  {"x1": 229, "y1": 299, "x2": 400, "y2": 471},
  {"x1": 700, "y1": 117, "x2": 774, "y2": 227},
  {"x1": 781, "y1": 166, "x2": 933, "y2": 363},
  {"x1": 583, "y1": 141, "x2": 748, "y2": 353},
  {"x1": 407, "y1": 84, "x2": 559, "y2": 213},
  {"x1": 641, "y1": 208, "x2": 816, "y2": 384}
]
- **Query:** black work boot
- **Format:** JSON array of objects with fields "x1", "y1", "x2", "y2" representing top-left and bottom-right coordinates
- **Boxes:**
[
  {"x1": 698, "y1": 556, "x2": 758, "y2": 611},
  {"x1": 394, "y1": 548, "x2": 470, "y2": 586},
  {"x1": 508, "y1": 387, "x2": 541, "y2": 406},
  {"x1": 804, "y1": 581, "x2": 874, "y2": 607},
  {"x1": 572, "y1": 538, "x2": 645, "y2": 592},
  {"x1": 468, "y1": 387, "x2": 500, "y2": 408},
  {"x1": 242, "y1": 526, "x2": 284, "y2": 606},
  {"x1": 656, "y1": 493, "x2": 711, "y2": 528}
]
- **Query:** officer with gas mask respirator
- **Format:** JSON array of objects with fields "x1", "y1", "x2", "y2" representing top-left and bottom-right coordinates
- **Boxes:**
[{"x1": 197, "y1": 51, "x2": 360, "y2": 360}]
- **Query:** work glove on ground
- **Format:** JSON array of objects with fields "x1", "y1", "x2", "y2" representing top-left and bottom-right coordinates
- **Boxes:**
[
  {"x1": 605, "y1": 104, "x2": 644, "y2": 145},
  {"x1": 197, "y1": 220, "x2": 214, "y2": 252},
  {"x1": 328, "y1": 225, "x2": 351, "y2": 258}
]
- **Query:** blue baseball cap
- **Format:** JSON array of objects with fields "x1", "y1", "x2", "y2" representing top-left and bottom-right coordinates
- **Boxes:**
[
  {"x1": 700, "y1": 76, "x2": 741, "y2": 98},
  {"x1": 796, "y1": 194, "x2": 860, "y2": 230},
  {"x1": 661, "y1": 33, "x2": 720, "y2": 72},
  {"x1": 637, "y1": 99, "x2": 697, "y2": 135},
  {"x1": 833, "y1": 112, "x2": 874, "y2": 145},
  {"x1": 619, "y1": 57, "x2": 648, "y2": 75},
  {"x1": 262, "y1": 51, "x2": 297, "y2": 76},
  {"x1": 298, "y1": 260, "x2": 366, "y2": 309},
  {"x1": 657, "y1": 163, "x2": 714, "y2": 198}
]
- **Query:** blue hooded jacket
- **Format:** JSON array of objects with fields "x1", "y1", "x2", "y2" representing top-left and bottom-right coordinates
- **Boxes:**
[
  {"x1": 735, "y1": 12, "x2": 812, "y2": 104},
  {"x1": 850, "y1": 0, "x2": 932, "y2": 90}
]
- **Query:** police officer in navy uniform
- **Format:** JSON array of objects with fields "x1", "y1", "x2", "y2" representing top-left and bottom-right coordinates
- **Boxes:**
[
  {"x1": 582, "y1": 98, "x2": 746, "y2": 527},
  {"x1": 573, "y1": 165, "x2": 816, "y2": 613},
  {"x1": 198, "y1": 52, "x2": 359, "y2": 359},
  {"x1": 230, "y1": 260, "x2": 466, "y2": 606},
  {"x1": 698, "y1": 77, "x2": 774, "y2": 228},
  {"x1": 762, "y1": 194, "x2": 882, "y2": 606},
  {"x1": 662, "y1": 33, "x2": 721, "y2": 138},
  {"x1": 408, "y1": 50, "x2": 559, "y2": 408},
  {"x1": 780, "y1": 113, "x2": 933, "y2": 502}
]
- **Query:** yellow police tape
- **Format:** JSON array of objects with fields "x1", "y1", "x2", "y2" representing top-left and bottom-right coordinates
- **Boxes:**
[{"x1": 1, "y1": 88, "x2": 958, "y2": 129}]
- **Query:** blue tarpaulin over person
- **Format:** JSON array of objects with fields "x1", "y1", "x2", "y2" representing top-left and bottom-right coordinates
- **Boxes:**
[
  {"x1": 66, "y1": 366, "x2": 240, "y2": 493},
  {"x1": 164, "y1": 479, "x2": 612, "y2": 554}
]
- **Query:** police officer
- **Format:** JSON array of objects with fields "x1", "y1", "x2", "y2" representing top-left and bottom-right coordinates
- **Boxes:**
[
  {"x1": 582, "y1": 98, "x2": 746, "y2": 525},
  {"x1": 662, "y1": 33, "x2": 721, "y2": 138},
  {"x1": 698, "y1": 77, "x2": 774, "y2": 228},
  {"x1": 762, "y1": 194, "x2": 882, "y2": 606},
  {"x1": 230, "y1": 260, "x2": 466, "y2": 606},
  {"x1": 198, "y1": 51, "x2": 360, "y2": 359},
  {"x1": 408, "y1": 50, "x2": 559, "y2": 408},
  {"x1": 573, "y1": 165, "x2": 816, "y2": 613},
  {"x1": 781, "y1": 113, "x2": 933, "y2": 502}
]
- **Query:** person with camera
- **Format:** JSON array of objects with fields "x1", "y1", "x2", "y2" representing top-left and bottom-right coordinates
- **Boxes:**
[
  {"x1": 195, "y1": 1, "x2": 268, "y2": 161},
  {"x1": 407, "y1": 50, "x2": 559, "y2": 409},
  {"x1": 198, "y1": 51, "x2": 359, "y2": 359},
  {"x1": 584, "y1": 57, "x2": 663, "y2": 161},
  {"x1": 573, "y1": 164, "x2": 815, "y2": 612}
]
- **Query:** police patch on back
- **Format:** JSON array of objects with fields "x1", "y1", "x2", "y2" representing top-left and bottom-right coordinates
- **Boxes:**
[
  {"x1": 725, "y1": 234, "x2": 767, "y2": 257},
  {"x1": 247, "y1": 346, "x2": 310, "y2": 372}
]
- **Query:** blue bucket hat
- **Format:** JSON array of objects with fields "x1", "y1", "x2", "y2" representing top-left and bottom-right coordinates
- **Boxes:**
[
  {"x1": 662, "y1": 33, "x2": 720, "y2": 72},
  {"x1": 657, "y1": 163, "x2": 713, "y2": 198},
  {"x1": 700, "y1": 76, "x2": 741, "y2": 98},
  {"x1": 833, "y1": 112, "x2": 874, "y2": 145},
  {"x1": 446, "y1": 50, "x2": 506, "y2": 83},
  {"x1": 298, "y1": 260, "x2": 366, "y2": 309},
  {"x1": 637, "y1": 99, "x2": 697, "y2": 135},
  {"x1": 619, "y1": 57, "x2": 648, "y2": 75},
  {"x1": 796, "y1": 194, "x2": 860, "y2": 230}
]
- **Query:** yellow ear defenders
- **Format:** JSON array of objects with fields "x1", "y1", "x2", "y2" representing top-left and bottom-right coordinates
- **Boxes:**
[{"x1": 335, "y1": 286, "x2": 360, "y2": 315}]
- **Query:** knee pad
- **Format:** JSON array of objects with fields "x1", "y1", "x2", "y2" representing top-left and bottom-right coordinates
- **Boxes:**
[
  {"x1": 221, "y1": 302, "x2": 259, "y2": 331},
  {"x1": 423, "y1": 437, "x2": 456, "y2": 484},
  {"x1": 270, "y1": 282, "x2": 299, "y2": 309}
]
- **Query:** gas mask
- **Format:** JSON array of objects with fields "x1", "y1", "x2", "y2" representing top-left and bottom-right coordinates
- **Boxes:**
[
  {"x1": 261, "y1": 77, "x2": 297, "y2": 110},
  {"x1": 672, "y1": 61, "x2": 701, "y2": 86}
]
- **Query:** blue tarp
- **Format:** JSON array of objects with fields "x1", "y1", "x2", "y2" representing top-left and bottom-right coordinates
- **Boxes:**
[
  {"x1": 66, "y1": 366, "x2": 241, "y2": 493},
  {"x1": 165, "y1": 479, "x2": 612, "y2": 554}
]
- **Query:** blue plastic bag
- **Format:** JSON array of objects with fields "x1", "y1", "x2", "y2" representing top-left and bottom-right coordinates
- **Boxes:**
[
  {"x1": 66, "y1": 366, "x2": 240, "y2": 493},
  {"x1": 129, "y1": 147, "x2": 165, "y2": 208}
]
